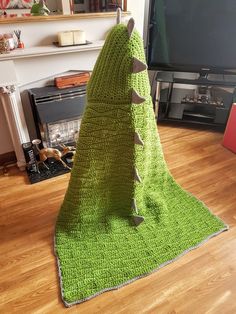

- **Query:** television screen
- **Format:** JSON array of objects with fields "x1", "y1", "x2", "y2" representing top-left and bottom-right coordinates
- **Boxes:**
[{"x1": 147, "y1": 0, "x2": 236, "y2": 73}]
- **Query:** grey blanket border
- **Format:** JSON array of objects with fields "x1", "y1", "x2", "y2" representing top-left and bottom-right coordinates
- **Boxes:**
[{"x1": 54, "y1": 216, "x2": 229, "y2": 307}]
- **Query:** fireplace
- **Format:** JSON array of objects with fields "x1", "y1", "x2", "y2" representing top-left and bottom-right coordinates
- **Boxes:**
[
  {"x1": 19, "y1": 84, "x2": 87, "y2": 183},
  {"x1": 0, "y1": 39, "x2": 103, "y2": 172},
  {"x1": 28, "y1": 85, "x2": 86, "y2": 148}
]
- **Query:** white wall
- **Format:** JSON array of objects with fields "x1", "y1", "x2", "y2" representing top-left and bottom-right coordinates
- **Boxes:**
[
  {"x1": 0, "y1": 18, "x2": 114, "y2": 48},
  {"x1": 0, "y1": 4, "x2": 146, "y2": 154},
  {"x1": 127, "y1": 0, "x2": 146, "y2": 36}
]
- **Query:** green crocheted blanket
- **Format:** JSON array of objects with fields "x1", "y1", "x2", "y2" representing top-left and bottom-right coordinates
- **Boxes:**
[{"x1": 55, "y1": 18, "x2": 228, "y2": 307}]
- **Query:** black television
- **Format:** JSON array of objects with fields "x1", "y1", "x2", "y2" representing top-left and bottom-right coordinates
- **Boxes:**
[{"x1": 147, "y1": 0, "x2": 236, "y2": 74}]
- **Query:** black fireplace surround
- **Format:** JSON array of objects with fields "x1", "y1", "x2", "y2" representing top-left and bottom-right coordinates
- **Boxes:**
[
  {"x1": 29, "y1": 85, "x2": 86, "y2": 147},
  {"x1": 24, "y1": 85, "x2": 87, "y2": 184}
]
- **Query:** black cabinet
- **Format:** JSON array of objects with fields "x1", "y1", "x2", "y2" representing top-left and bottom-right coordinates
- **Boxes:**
[{"x1": 155, "y1": 72, "x2": 236, "y2": 129}]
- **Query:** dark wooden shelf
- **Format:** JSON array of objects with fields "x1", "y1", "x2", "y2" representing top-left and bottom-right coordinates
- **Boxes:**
[
  {"x1": 156, "y1": 71, "x2": 236, "y2": 86},
  {"x1": 157, "y1": 117, "x2": 225, "y2": 129},
  {"x1": 155, "y1": 72, "x2": 235, "y2": 130}
]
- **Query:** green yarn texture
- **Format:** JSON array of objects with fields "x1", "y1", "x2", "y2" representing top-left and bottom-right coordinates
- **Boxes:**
[{"x1": 55, "y1": 22, "x2": 228, "y2": 307}]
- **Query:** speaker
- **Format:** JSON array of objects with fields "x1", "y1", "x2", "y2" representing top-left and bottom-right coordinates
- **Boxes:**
[{"x1": 214, "y1": 107, "x2": 229, "y2": 124}]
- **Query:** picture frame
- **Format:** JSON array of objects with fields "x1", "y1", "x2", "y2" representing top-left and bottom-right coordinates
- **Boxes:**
[{"x1": 0, "y1": 0, "x2": 34, "y2": 9}]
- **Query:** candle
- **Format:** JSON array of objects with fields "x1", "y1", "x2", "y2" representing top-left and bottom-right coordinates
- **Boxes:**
[
  {"x1": 58, "y1": 31, "x2": 74, "y2": 46},
  {"x1": 73, "y1": 30, "x2": 86, "y2": 45}
]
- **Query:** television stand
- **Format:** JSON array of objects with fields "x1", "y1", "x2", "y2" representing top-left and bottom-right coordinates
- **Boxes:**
[{"x1": 154, "y1": 72, "x2": 236, "y2": 129}]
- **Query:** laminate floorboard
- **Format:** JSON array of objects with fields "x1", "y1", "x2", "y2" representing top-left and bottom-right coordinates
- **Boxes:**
[{"x1": 1, "y1": 124, "x2": 235, "y2": 314}]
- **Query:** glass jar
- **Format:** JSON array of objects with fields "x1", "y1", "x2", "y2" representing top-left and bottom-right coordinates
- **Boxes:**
[
  {"x1": 4, "y1": 33, "x2": 15, "y2": 50},
  {"x1": 0, "y1": 35, "x2": 10, "y2": 54}
]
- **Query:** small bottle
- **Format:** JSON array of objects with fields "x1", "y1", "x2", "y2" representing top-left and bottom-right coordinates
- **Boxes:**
[
  {"x1": 4, "y1": 33, "x2": 15, "y2": 50},
  {"x1": 18, "y1": 41, "x2": 25, "y2": 49}
]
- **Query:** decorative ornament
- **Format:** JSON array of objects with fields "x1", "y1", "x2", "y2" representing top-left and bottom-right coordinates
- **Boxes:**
[
  {"x1": 31, "y1": 0, "x2": 50, "y2": 16},
  {"x1": 32, "y1": 139, "x2": 71, "y2": 170}
]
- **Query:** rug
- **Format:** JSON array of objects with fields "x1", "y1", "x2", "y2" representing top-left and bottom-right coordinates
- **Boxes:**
[{"x1": 54, "y1": 18, "x2": 228, "y2": 307}]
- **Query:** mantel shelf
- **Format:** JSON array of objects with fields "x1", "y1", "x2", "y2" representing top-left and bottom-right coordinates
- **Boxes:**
[{"x1": 0, "y1": 40, "x2": 105, "y2": 61}]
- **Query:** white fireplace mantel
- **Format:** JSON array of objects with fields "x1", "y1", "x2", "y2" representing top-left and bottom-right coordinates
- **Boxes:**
[
  {"x1": 0, "y1": 40, "x2": 104, "y2": 61},
  {"x1": 0, "y1": 42, "x2": 104, "y2": 170}
]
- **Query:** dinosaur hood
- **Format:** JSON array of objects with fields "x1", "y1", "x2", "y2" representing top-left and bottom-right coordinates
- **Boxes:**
[{"x1": 87, "y1": 21, "x2": 150, "y2": 104}]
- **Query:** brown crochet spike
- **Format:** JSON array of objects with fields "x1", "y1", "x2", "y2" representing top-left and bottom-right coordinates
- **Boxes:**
[
  {"x1": 132, "y1": 199, "x2": 139, "y2": 214},
  {"x1": 116, "y1": 8, "x2": 121, "y2": 24},
  {"x1": 133, "y1": 215, "x2": 145, "y2": 226},
  {"x1": 133, "y1": 57, "x2": 147, "y2": 73},
  {"x1": 134, "y1": 131, "x2": 144, "y2": 146},
  {"x1": 132, "y1": 89, "x2": 146, "y2": 104},
  {"x1": 134, "y1": 168, "x2": 142, "y2": 183},
  {"x1": 132, "y1": 199, "x2": 144, "y2": 226},
  {"x1": 127, "y1": 18, "x2": 135, "y2": 38}
]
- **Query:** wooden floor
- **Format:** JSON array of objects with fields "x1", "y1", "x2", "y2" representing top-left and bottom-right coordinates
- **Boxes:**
[{"x1": 1, "y1": 124, "x2": 236, "y2": 314}]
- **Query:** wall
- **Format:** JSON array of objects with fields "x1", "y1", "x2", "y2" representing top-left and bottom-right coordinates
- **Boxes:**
[
  {"x1": 127, "y1": 0, "x2": 145, "y2": 35},
  {"x1": 0, "y1": 18, "x2": 114, "y2": 48},
  {"x1": 0, "y1": 4, "x2": 146, "y2": 155}
]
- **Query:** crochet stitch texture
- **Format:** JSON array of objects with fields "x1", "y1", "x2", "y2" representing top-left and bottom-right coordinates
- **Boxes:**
[{"x1": 55, "y1": 21, "x2": 228, "y2": 307}]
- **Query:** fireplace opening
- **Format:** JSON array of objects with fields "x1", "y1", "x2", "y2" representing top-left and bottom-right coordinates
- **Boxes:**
[{"x1": 46, "y1": 117, "x2": 82, "y2": 148}]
